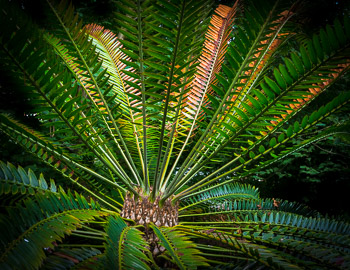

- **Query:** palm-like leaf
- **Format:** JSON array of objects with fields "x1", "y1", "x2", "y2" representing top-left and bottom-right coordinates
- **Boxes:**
[
  {"x1": 0, "y1": 188, "x2": 108, "y2": 269},
  {"x1": 84, "y1": 24, "x2": 145, "y2": 172},
  {"x1": 172, "y1": 37, "x2": 350, "y2": 197},
  {"x1": 180, "y1": 209, "x2": 350, "y2": 269},
  {"x1": 1, "y1": 0, "x2": 350, "y2": 269},
  {"x1": 104, "y1": 216, "x2": 151, "y2": 269},
  {"x1": 150, "y1": 224, "x2": 209, "y2": 269},
  {"x1": 0, "y1": 160, "x2": 57, "y2": 197},
  {"x1": 179, "y1": 183, "x2": 260, "y2": 214}
]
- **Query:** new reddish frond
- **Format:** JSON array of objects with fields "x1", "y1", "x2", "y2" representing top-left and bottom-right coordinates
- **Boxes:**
[
  {"x1": 267, "y1": 61, "x2": 350, "y2": 131},
  {"x1": 84, "y1": 24, "x2": 142, "y2": 112},
  {"x1": 237, "y1": 10, "x2": 294, "y2": 97},
  {"x1": 185, "y1": 3, "x2": 239, "y2": 122}
]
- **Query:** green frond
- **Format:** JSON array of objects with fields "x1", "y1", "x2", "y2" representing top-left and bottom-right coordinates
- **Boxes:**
[
  {"x1": 179, "y1": 183, "x2": 260, "y2": 213},
  {"x1": 0, "y1": 160, "x2": 57, "y2": 198},
  {"x1": 179, "y1": 210, "x2": 350, "y2": 269},
  {"x1": 0, "y1": 114, "x2": 127, "y2": 205},
  {"x1": 45, "y1": 2, "x2": 141, "y2": 189},
  {"x1": 179, "y1": 189, "x2": 350, "y2": 268},
  {"x1": 160, "y1": 1, "x2": 239, "y2": 194},
  {"x1": 104, "y1": 215, "x2": 150, "y2": 270},
  {"x1": 173, "y1": 15, "x2": 350, "y2": 199},
  {"x1": 149, "y1": 0, "x2": 213, "y2": 193},
  {"x1": 0, "y1": 190, "x2": 108, "y2": 270},
  {"x1": 0, "y1": 1, "x2": 136, "y2": 193},
  {"x1": 243, "y1": 101, "x2": 350, "y2": 177},
  {"x1": 180, "y1": 197, "x2": 319, "y2": 219},
  {"x1": 84, "y1": 24, "x2": 145, "y2": 174},
  {"x1": 113, "y1": 0, "x2": 156, "y2": 187},
  {"x1": 150, "y1": 224, "x2": 209, "y2": 269},
  {"x1": 84, "y1": 24, "x2": 138, "y2": 118},
  {"x1": 114, "y1": 0, "x2": 214, "y2": 192},
  {"x1": 165, "y1": 0, "x2": 296, "y2": 198},
  {"x1": 179, "y1": 225, "x2": 304, "y2": 269}
]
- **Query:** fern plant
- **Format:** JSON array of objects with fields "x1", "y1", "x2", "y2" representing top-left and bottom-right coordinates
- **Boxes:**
[{"x1": 1, "y1": 0, "x2": 350, "y2": 269}]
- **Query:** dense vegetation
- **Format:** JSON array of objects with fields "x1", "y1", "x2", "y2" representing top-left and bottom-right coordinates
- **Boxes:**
[{"x1": 1, "y1": 0, "x2": 350, "y2": 269}]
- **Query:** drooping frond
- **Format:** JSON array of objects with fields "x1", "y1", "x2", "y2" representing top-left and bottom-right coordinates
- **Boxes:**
[
  {"x1": 150, "y1": 224, "x2": 209, "y2": 269},
  {"x1": 104, "y1": 215, "x2": 151, "y2": 270},
  {"x1": 0, "y1": 190, "x2": 108, "y2": 270},
  {"x1": 179, "y1": 210, "x2": 350, "y2": 269}
]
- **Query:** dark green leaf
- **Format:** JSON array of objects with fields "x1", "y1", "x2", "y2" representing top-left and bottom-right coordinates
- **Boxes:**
[{"x1": 265, "y1": 77, "x2": 281, "y2": 94}]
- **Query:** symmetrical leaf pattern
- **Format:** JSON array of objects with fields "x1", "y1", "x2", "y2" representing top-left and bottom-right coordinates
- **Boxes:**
[
  {"x1": 0, "y1": 160, "x2": 57, "y2": 197},
  {"x1": 0, "y1": 0, "x2": 350, "y2": 269}
]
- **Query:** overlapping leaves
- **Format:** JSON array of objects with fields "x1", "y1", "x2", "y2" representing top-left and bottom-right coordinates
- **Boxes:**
[
  {"x1": 0, "y1": 187, "x2": 107, "y2": 270},
  {"x1": 0, "y1": 0, "x2": 350, "y2": 269},
  {"x1": 171, "y1": 9, "x2": 350, "y2": 200}
]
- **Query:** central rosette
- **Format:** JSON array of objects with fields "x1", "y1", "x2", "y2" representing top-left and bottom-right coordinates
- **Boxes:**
[{"x1": 121, "y1": 191, "x2": 179, "y2": 227}]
